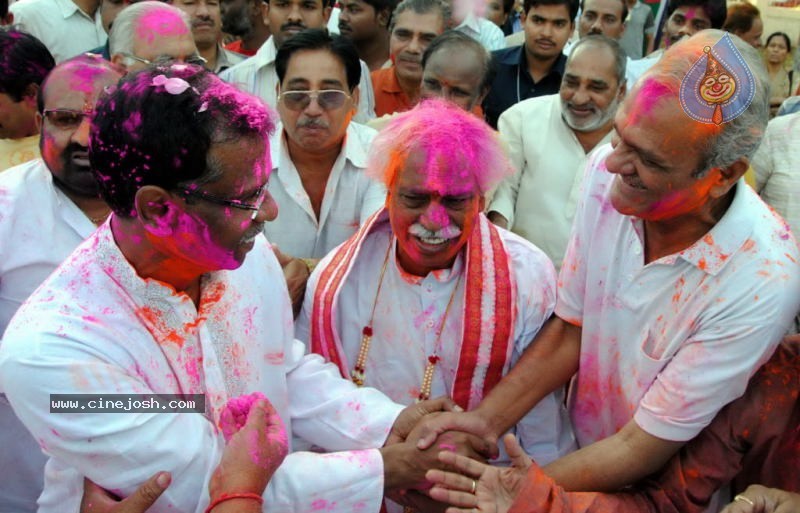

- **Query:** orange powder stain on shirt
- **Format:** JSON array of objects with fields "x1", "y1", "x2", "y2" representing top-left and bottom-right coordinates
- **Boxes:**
[{"x1": 136, "y1": 306, "x2": 186, "y2": 348}]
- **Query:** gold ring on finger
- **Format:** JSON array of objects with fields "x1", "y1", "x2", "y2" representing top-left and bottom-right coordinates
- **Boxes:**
[{"x1": 734, "y1": 495, "x2": 754, "y2": 506}]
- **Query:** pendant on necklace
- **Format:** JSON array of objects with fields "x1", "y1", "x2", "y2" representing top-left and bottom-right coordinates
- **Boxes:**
[
  {"x1": 417, "y1": 355, "x2": 440, "y2": 402},
  {"x1": 351, "y1": 326, "x2": 372, "y2": 386}
]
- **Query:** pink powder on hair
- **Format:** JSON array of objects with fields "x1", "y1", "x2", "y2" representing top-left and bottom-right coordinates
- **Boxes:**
[{"x1": 136, "y1": 10, "x2": 190, "y2": 45}]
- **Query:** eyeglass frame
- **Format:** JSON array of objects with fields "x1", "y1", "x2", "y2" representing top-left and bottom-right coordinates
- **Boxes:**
[
  {"x1": 42, "y1": 108, "x2": 94, "y2": 129},
  {"x1": 120, "y1": 52, "x2": 208, "y2": 68},
  {"x1": 176, "y1": 183, "x2": 270, "y2": 220},
  {"x1": 277, "y1": 88, "x2": 353, "y2": 111}
]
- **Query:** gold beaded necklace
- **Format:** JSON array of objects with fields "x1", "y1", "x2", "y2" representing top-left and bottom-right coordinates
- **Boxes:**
[{"x1": 352, "y1": 238, "x2": 463, "y2": 402}]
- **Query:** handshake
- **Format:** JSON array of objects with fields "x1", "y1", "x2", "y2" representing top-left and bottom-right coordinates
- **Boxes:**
[{"x1": 81, "y1": 394, "x2": 503, "y2": 513}]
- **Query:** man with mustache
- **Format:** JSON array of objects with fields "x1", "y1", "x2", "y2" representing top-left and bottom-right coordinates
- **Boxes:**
[
  {"x1": 371, "y1": 0, "x2": 450, "y2": 116},
  {"x1": 220, "y1": 0, "x2": 377, "y2": 122},
  {"x1": 171, "y1": 0, "x2": 246, "y2": 72},
  {"x1": 0, "y1": 53, "x2": 123, "y2": 513},
  {"x1": 488, "y1": 35, "x2": 625, "y2": 270},
  {"x1": 297, "y1": 97, "x2": 576, "y2": 511},
  {"x1": 338, "y1": 0, "x2": 396, "y2": 70},
  {"x1": 267, "y1": 29, "x2": 387, "y2": 315},
  {"x1": 482, "y1": 0, "x2": 576, "y2": 128}
]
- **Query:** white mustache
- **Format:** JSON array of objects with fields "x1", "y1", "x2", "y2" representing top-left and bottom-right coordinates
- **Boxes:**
[{"x1": 408, "y1": 223, "x2": 462, "y2": 241}]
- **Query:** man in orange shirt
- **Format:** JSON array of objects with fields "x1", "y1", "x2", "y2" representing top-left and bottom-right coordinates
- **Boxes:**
[{"x1": 371, "y1": 0, "x2": 449, "y2": 116}]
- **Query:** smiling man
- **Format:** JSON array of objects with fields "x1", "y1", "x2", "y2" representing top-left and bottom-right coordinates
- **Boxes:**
[
  {"x1": 0, "y1": 61, "x2": 469, "y2": 513},
  {"x1": 413, "y1": 29, "x2": 800, "y2": 501},
  {"x1": 298, "y1": 98, "x2": 575, "y2": 510},
  {"x1": 482, "y1": 0, "x2": 576, "y2": 128},
  {"x1": 488, "y1": 35, "x2": 625, "y2": 270},
  {"x1": 266, "y1": 29, "x2": 386, "y2": 314}
]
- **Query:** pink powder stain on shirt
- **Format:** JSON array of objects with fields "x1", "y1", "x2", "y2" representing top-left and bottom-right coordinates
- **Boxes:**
[
  {"x1": 264, "y1": 351, "x2": 284, "y2": 365},
  {"x1": 311, "y1": 499, "x2": 336, "y2": 511}
]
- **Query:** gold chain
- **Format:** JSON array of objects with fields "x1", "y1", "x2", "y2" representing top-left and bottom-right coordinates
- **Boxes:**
[{"x1": 352, "y1": 237, "x2": 462, "y2": 402}]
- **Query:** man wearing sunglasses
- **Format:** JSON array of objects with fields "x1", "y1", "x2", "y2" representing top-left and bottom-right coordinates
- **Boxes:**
[
  {"x1": 267, "y1": 29, "x2": 386, "y2": 315},
  {"x1": 0, "y1": 53, "x2": 123, "y2": 513}
]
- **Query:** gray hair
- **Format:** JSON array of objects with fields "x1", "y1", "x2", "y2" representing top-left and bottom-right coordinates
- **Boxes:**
[
  {"x1": 568, "y1": 34, "x2": 627, "y2": 88},
  {"x1": 389, "y1": 0, "x2": 451, "y2": 32},
  {"x1": 109, "y1": 2, "x2": 191, "y2": 57},
  {"x1": 641, "y1": 29, "x2": 769, "y2": 174}
]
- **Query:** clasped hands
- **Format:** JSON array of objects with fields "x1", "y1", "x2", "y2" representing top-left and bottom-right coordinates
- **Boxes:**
[{"x1": 379, "y1": 397, "x2": 503, "y2": 509}]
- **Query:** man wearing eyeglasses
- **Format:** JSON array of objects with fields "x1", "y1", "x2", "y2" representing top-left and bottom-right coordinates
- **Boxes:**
[
  {"x1": 108, "y1": 1, "x2": 209, "y2": 73},
  {"x1": 267, "y1": 29, "x2": 386, "y2": 315},
  {"x1": 0, "y1": 53, "x2": 123, "y2": 513},
  {"x1": 0, "y1": 62, "x2": 487, "y2": 513}
]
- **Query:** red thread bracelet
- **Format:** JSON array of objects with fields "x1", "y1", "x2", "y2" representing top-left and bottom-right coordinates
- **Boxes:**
[{"x1": 204, "y1": 492, "x2": 264, "y2": 513}]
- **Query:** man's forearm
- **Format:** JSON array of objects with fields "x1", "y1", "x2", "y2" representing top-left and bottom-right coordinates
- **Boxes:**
[
  {"x1": 543, "y1": 420, "x2": 684, "y2": 492},
  {"x1": 474, "y1": 315, "x2": 581, "y2": 436}
]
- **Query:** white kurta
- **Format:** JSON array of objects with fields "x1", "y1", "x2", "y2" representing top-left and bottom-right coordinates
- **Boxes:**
[
  {"x1": 752, "y1": 111, "x2": 800, "y2": 238},
  {"x1": 0, "y1": 159, "x2": 96, "y2": 513},
  {"x1": 0, "y1": 223, "x2": 404, "y2": 513},
  {"x1": 557, "y1": 145, "x2": 800, "y2": 447},
  {"x1": 219, "y1": 36, "x2": 376, "y2": 124},
  {"x1": 265, "y1": 122, "x2": 386, "y2": 258},
  {"x1": 9, "y1": 0, "x2": 106, "y2": 63},
  {"x1": 489, "y1": 94, "x2": 612, "y2": 270},
  {"x1": 297, "y1": 223, "x2": 576, "y2": 466}
]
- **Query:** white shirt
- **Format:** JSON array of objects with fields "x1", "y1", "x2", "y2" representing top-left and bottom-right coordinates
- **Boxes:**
[
  {"x1": 9, "y1": 0, "x2": 106, "y2": 63},
  {"x1": 557, "y1": 145, "x2": 800, "y2": 447},
  {"x1": 220, "y1": 36, "x2": 376, "y2": 123},
  {"x1": 0, "y1": 159, "x2": 97, "y2": 513},
  {"x1": 752, "y1": 111, "x2": 800, "y2": 238},
  {"x1": 0, "y1": 223, "x2": 404, "y2": 513},
  {"x1": 297, "y1": 223, "x2": 576, "y2": 466},
  {"x1": 455, "y1": 14, "x2": 505, "y2": 51},
  {"x1": 489, "y1": 94, "x2": 612, "y2": 270},
  {"x1": 265, "y1": 122, "x2": 386, "y2": 258}
]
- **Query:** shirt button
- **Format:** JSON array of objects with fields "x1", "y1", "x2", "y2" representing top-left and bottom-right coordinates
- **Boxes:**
[{"x1": 634, "y1": 245, "x2": 642, "y2": 255}]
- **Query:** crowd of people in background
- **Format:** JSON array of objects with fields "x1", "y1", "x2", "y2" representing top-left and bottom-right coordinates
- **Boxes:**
[{"x1": 0, "y1": 0, "x2": 799, "y2": 511}]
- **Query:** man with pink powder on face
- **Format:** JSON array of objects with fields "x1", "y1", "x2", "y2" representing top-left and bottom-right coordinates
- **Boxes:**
[
  {"x1": 0, "y1": 53, "x2": 123, "y2": 513},
  {"x1": 404, "y1": 29, "x2": 800, "y2": 509},
  {"x1": 0, "y1": 63, "x2": 488, "y2": 513},
  {"x1": 296, "y1": 98, "x2": 576, "y2": 511}
]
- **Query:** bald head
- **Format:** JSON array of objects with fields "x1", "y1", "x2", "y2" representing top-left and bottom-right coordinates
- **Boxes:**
[{"x1": 37, "y1": 54, "x2": 124, "y2": 199}]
